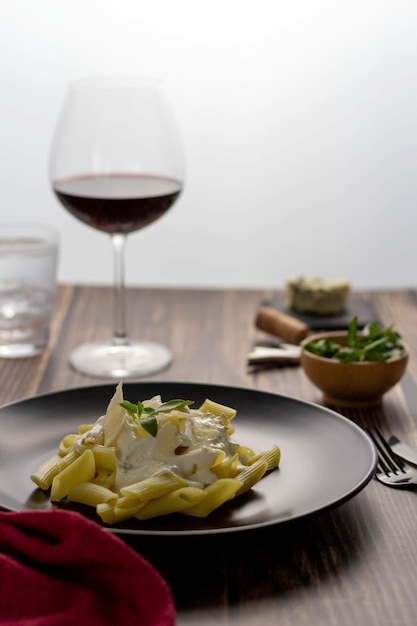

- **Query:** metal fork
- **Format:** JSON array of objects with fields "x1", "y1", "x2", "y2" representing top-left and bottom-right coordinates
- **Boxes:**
[{"x1": 367, "y1": 426, "x2": 417, "y2": 488}]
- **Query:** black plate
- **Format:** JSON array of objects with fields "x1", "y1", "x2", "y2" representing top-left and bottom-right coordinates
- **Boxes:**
[{"x1": 0, "y1": 382, "x2": 377, "y2": 536}]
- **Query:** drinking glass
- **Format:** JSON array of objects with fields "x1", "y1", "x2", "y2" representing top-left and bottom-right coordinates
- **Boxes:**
[{"x1": 50, "y1": 77, "x2": 184, "y2": 378}]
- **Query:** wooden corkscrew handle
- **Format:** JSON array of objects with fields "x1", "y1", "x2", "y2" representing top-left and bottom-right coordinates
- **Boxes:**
[{"x1": 255, "y1": 306, "x2": 309, "y2": 344}]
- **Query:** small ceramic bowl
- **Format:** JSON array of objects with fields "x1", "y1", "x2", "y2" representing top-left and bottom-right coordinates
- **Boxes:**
[{"x1": 300, "y1": 331, "x2": 408, "y2": 407}]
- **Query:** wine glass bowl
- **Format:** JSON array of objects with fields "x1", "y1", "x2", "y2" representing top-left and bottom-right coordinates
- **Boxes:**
[{"x1": 50, "y1": 77, "x2": 184, "y2": 378}]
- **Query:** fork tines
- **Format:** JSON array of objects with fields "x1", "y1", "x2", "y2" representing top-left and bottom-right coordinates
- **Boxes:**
[{"x1": 366, "y1": 426, "x2": 406, "y2": 476}]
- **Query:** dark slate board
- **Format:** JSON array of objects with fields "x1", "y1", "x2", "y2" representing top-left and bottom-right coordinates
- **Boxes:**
[{"x1": 265, "y1": 295, "x2": 379, "y2": 331}]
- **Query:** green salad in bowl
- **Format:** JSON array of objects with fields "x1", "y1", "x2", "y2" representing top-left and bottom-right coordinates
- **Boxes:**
[
  {"x1": 300, "y1": 317, "x2": 408, "y2": 407},
  {"x1": 304, "y1": 316, "x2": 406, "y2": 363}
]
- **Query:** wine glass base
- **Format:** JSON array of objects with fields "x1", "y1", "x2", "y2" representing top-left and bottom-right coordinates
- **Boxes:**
[{"x1": 69, "y1": 341, "x2": 173, "y2": 379}]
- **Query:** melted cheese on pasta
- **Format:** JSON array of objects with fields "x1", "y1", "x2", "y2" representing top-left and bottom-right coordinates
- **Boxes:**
[{"x1": 74, "y1": 391, "x2": 239, "y2": 492}]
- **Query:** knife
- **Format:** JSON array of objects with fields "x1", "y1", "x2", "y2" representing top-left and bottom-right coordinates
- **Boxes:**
[
  {"x1": 388, "y1": 435, "x2": 417, "y2": 467},
  {"x1": 247, "y1": 344, "x2": 301, "y2": 366}
]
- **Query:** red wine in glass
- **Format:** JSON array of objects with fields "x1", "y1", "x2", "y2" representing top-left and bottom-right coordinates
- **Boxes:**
[
  {"x1": 49, "y1": 76, "x2": 184, "y2": 379},
  {"x1": 53, "y1": 173, "x2": 182, "y2": 234}
]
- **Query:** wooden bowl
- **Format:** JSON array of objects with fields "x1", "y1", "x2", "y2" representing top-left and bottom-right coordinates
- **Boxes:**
[{"x1": 300, "y1": 331, "x2": 408, "y2": 407}]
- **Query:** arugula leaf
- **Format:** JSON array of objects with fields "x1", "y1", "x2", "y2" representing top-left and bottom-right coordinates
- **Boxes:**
[
  {"x1": 305, "y1": 317, "x2": 405, "y2": 362},
  {"x1": 347, "y1": 316, "x2": 357, "y2": 347}
]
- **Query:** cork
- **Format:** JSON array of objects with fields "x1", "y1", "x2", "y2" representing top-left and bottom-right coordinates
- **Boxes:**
[{"x1": 255, "y1": 306, "x2": 309, "y2": 345}]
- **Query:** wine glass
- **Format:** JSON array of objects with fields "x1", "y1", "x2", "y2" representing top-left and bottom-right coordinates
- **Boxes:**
[{"x1": 49, "y1": 76, "x2": 184, "y2": 379}]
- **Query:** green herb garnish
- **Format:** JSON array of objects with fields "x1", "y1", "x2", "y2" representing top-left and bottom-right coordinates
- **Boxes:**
[
  {"x1": 304, "y1": 317, "x2": 405, "y2": 362},
  {"x1": 119, "y1": 398, "x2": 193, "y2": 437}
]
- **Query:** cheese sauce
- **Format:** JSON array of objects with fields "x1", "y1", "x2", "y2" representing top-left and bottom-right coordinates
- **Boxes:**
[{"x1": 75, "y1": 393, "x2": 240, "y2": 493}]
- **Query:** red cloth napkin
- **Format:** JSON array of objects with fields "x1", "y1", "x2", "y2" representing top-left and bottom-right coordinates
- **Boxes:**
[{"x1": 0, "y1": 509, "x2": 175, "y2": 625}]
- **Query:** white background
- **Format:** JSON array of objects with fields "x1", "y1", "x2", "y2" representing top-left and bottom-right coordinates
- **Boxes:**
[{"x1": 2, "y1": 1, "x2": 417, "y2": 290}]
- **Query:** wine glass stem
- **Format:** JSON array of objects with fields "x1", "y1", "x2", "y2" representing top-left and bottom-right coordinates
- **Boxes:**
[{"x1": 111, "y1": 233, "x2": 129, "y2": 346}]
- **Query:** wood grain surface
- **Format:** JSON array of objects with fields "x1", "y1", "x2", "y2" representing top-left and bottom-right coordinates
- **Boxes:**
[{"x1": 1, "y1": 285, "x2": 417, "y2": 626}]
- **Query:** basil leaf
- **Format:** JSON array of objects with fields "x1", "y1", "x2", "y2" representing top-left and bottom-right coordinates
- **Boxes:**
[
  {"x1": 120, "y1": 397, "x2": 193, "y2": 438},
  {"x1": 151, "y1": 399, "x2": 194, "y2": 415},
  {"x1": 120, "y1": 401, "x2": 141, "y2": 416},
  {"x1": 139, "y1": 415, "x2": 158, "y2": 437}
]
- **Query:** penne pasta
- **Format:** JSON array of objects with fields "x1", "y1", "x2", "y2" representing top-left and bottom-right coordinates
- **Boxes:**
[
  {"x1": 77, "y1": 423, "x2": 94, "y2": 434},
  {"x1": 120, "y1": 469, "x2": 187, "y2": 500},
  {"x1": 113, "y1": 497, "x2": 146, "y2": 520},
  {"x1": 58, "y1": 434, "x2": 79, "y2": 457},
  {"x1": 236, "y1": 444, "x2": 256, "y2": 464},
  {"x1": 96, "y1": 502, "x2": 123, "y2": 525},
  {"x1": 89, "y1": 445, "x2": 116, "y2": 471},
  {"x1": 67, "y1": 481, "x2": 118, "y2": 507},
  {"x1": 184, "y1": 478, "x2": 243, "y2": 518},
  {"x1": 211, "y1": 452, "x2": 239, "y2": 478},
  {"x1": 90, "y1": 467, "x2": 115, "y2": 489},
  {"x1": 236, "y1": 460, "x2": 268, "y2": 496},
  {"x1": 250, "y1": 444, "x2": 281, "y2": 471},
  {"x1": 50, "y1": 449, "x2": 95, "y2": 501},
  {"x1": 30, "y1": 450, "x2": 80, "y2": 490},
  {"x1": 30, "y1": 384, "x2": 281, "y2": 524},
  {"x1": 102, "y1": 504, "x2": 144, "y2": 524},
  {"x1": 136, "y1": 487, "x2": 207, "y2": 520},
  {"x1": 198, "y1": 398, "x2": 237, "y2": 420}
]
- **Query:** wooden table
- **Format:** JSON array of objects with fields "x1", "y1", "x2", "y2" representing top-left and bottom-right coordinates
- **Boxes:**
[{"x1": 2, "y1": 285, "x2": 417, "y2": 626}]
